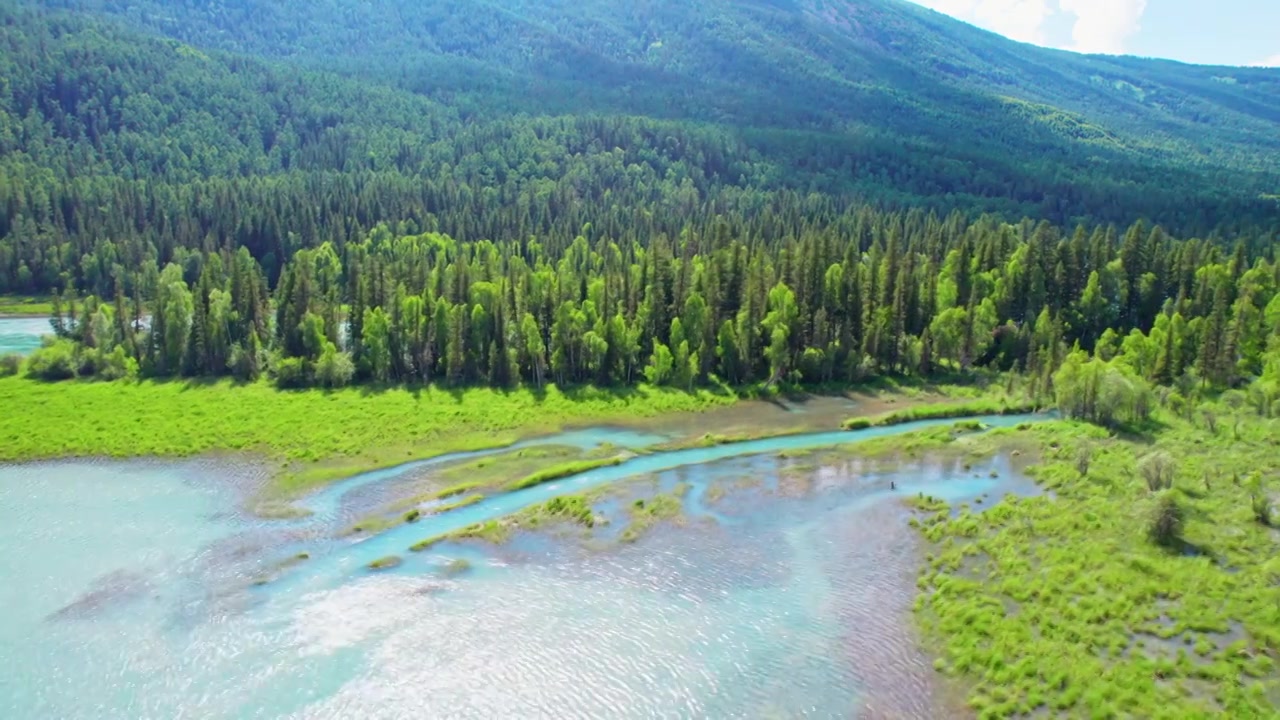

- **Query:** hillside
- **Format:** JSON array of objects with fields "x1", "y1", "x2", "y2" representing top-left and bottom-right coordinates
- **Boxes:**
[
  {"x1": 0, "y1": 0, "x2": 1277, "y2": 292},
  {"x1": 45, "y1": 0, "x2": 1280, "y2": 171}
]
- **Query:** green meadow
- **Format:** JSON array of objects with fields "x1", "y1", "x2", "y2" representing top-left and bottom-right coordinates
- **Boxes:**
[
  {"x1": 913, "y1": 410, "x2": 1280, "y2": 718},
  {"x1": 0, "y1": 376, "x2": 734, "y2": 496}
]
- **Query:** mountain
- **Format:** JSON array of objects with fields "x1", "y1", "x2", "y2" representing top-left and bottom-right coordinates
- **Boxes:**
[
  {"x1": 45, "y1": 0, "x2": 1280, "y2": 164},
  {"x1": 2, "y1": 0, "x2": 1278, "y2": 250}
]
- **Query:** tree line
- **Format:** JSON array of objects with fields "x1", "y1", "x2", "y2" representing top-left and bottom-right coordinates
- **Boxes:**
[{"x1": 22, "y1": 207, "x2": 1280, "y2": 419}]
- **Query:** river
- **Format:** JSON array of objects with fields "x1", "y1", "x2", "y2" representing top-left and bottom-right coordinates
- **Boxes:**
[
  {"x1": 0, "y1": 414, "x2": 1046, "y2": 718},
  {"x1": 0, "y1": 317, "x2": 50, "y2": 356}
]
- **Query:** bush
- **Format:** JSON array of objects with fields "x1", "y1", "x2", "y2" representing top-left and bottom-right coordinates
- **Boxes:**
[
  {"x1": 97, "y1": 346, "x2": 138, "y2": 381},
  {"x1": 271, "y1": 355, "x2": 310, "y2": 389},
  {"x1": 313, "y1": 344, "x2": 355, "y2": 388},
  {"x1": 0, "y1": 354, "x2": 21, "y2": 377},
  {"x1": 1198, "y1": 406, "x2": 1218, "y2": 434},
  {"x1": 1149, "y1": 493, "x2": 1184, "y2": 548},
  {"x1": 229, "y1": 341, "x2": 262, "y2": 381},
  {"x1": 1075, "y1": 445, "x2": 1093, "y2": 477},
  {"x1": 1139, "y1": 452, "x2": 1176, "y2": 492},
  {"x1": 26, "y1": 339, "x2": 79, "y2": 381},
  {"x1": 1247, "y1": 473, "x2": 1272, "y2": 527}
]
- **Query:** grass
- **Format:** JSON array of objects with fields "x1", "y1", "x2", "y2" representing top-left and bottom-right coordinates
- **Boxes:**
[
  {"x1": 443, "y1": 558, "x2": 472, "y2": 576},
  {"x1": 844, "y1": 398, "x2": 1038, "y2": 430},
  {"x1": 436, "y1": 494, "x2": 485, "y2": 513},
  {"x1": 367, "y1": 556, "x2": 402, "y2": 571},
  {"x1": 503, "y1": 455, "x2": 626, "y2": 492},
  {"x1": 620, "y1": 484, "x2": 690, "y2": 543},
  {"x1": 348, "y1": 494, "x2": 484, "y2": 536},
  {"x1": 435, "y1": 481, "x2": 484, "y2": 499},
  {"x1": 912, "y1": 410, "x2": 1280, "y2": 718},
  {"x1": 0, "y1": 377, "x2": 733, "y2": 497},
  {"x1": 0, "y1": 295, "x2": 54, "y2": 317},
  {"x1": 408, "y1": 536, "x2": 444, "y2": 553}
]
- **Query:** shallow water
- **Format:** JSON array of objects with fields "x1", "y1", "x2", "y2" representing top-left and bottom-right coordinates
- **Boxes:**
[
  {"x1": 0, "y1": 415, "x2": 1045, "y2": 718},
  {"x1": 0, "y1": 317, "x2": 50, "y2": 356}
]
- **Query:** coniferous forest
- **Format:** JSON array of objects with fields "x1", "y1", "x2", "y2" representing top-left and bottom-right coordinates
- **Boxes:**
[{"x1": 0, "y1": 0, "x2": 1276, "y2": 416}]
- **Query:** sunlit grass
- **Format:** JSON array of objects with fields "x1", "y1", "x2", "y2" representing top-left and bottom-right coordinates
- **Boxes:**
[
  {"x1": 0, "y1": 295, "x2": 54, "y2": 317},
  {"x1": 914, "y1": 411, "x2": 1280, "y2": 717},
  {"x1": 0, "y1": 376, "x2": 734, "y2": 496}
]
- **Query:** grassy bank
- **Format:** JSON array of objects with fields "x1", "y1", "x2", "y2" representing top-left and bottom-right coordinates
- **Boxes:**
[
  {"x1": 0, "y1": 295, "x2": 53, "y2": 317},
  {"x1": 843, "y1": 398, "x2": 1039, "y2": 430},
  {"x1": 0, "y1": 376, "x2": 734, "y2": 495},
  {"x1": 504, "y1": 456, "x2": 626, "y2": 492},
  {"x1": 913, "y1": 410, "x2": 1280, "y2": 717}
]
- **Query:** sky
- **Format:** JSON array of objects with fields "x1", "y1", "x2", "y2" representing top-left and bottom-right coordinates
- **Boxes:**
[{"x1": 906, "y1": 0, "x2": 1280, "y2": 67}]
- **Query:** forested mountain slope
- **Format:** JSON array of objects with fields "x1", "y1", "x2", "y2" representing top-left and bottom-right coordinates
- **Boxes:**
[
  {"x1": 45, "y1": 0, "x2": 1280, "y2": 172},
  {"x1": 4, "y1": 0, "x2": 1278, "y2": 241},
  {"x1": 3, "y1": 0, "x2": 1279, "y2": 424}
]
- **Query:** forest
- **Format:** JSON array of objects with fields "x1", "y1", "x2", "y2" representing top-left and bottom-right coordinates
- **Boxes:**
[
  {"x1": 0, "y1": 0, "x2": 1277, "y2": 421},
  {"x1": 19, "y1": 206, "x2": 1280, "y2": 426}
]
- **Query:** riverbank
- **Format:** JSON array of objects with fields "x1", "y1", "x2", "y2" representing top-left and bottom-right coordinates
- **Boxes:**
[
  {"x1": 0, "y1": 373, "x2": 1021, "y2": 499},
  {"x1": 0, "y1": 295, "x2": 54, "y2": 318},
  {"x1": 913, "y1": 409, "x2": 1280, "y2": 717},
  {"x1": 0, "y1": 377, "x2": 737, "y2": 496}
]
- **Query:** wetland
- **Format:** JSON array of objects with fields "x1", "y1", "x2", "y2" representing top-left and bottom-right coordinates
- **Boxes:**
[{"x1": 1, "y1": 386, "x2": 1277, "y2": 718}]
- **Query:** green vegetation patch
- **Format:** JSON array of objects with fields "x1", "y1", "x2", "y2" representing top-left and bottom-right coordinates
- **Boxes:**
[
  {"x1": 844, "y1": 399, "x2": 1037, "y2": 430},
  {"x1": 0, "y1": 296, "x2": 54, "y2": 317},
  {"x1": 442, "y1": 558, "x2": 472, "y2": 576},
  {"x1": 913, "y1": 413, "x2": 1280, "y2": 718},
  {"x1": 620, "y1": 484, "x2": 690, "y2": 543},
  {"x1": 0, "y1": 378, "x2": 731, "y2": 497},
  {"x1": 436, "y1": 494, "x2": 485, "y2": 514},
  {"x1": 503, "y1": 456, "x2": 626, "y2": 492},
  {"x1": 367, "y1": 556, "x2": 402, "y2": 571}
]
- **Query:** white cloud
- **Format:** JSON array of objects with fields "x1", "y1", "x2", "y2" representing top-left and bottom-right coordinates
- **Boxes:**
[
  {"x1": 1057, "y1": 0, "x2": 1147, "y2": 54},
  {"x1": 913, "y1": 0, "x2": 1053, "y2": 45},
  {"x1": 1252, "y1": 54, "x2": 1280, "y2": 67},
  {"x1": 910, "y1": 0, "x2": 1149, "y2": 55}
]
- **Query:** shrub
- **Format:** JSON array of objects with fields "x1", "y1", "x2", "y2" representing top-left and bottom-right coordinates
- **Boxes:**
[
  {"x1": 96, "y1": 346, "x2": 138, "y2": 381},
  {"x1": 1075, "y1": 445, "x2": 1093, "y2": 477},
  {"x1": 313, "y1": 343, "x2": 354, "y2": 388},
  {"x1": 26, "y1": 339, "x2": 79, "y2": 381},
  {"x1": 0, "y1": 354, "x2": 21, "y2": 376},
  {"x1": 271, "y1": 355, "x2": 310, "y2": 389},
  {"x1": 1251, "y1": 493, "x2": 1272, "y2": 527},
  {"x1": 1198, "y1": 406, "x2": 1218, "y2": 434},
  {"x1": 1247, "y1": 473, "x2": 1272, "y2": 527},
  {"x1": 228, "y1": 341, "x2": 262, "y2": 381},
  {"x1": 1139, "y1": 452, "x2": 1176, "y2": 492},
  {"x1": 1149, "y1": 493, "x2": 1184, "y2": 548}
]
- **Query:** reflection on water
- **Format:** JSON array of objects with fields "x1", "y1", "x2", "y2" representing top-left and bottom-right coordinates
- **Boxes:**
[{"x1": 0, "y1": 420, "x2": 1044, "y2": 719}]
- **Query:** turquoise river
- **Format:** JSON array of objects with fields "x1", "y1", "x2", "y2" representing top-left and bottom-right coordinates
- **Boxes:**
[
  {"x1": 0, "y1": 413, "x2": 1047, "y2": 718},
  {"x1": 0, "y1": 317, "x2": 48, "y2": 356}
]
